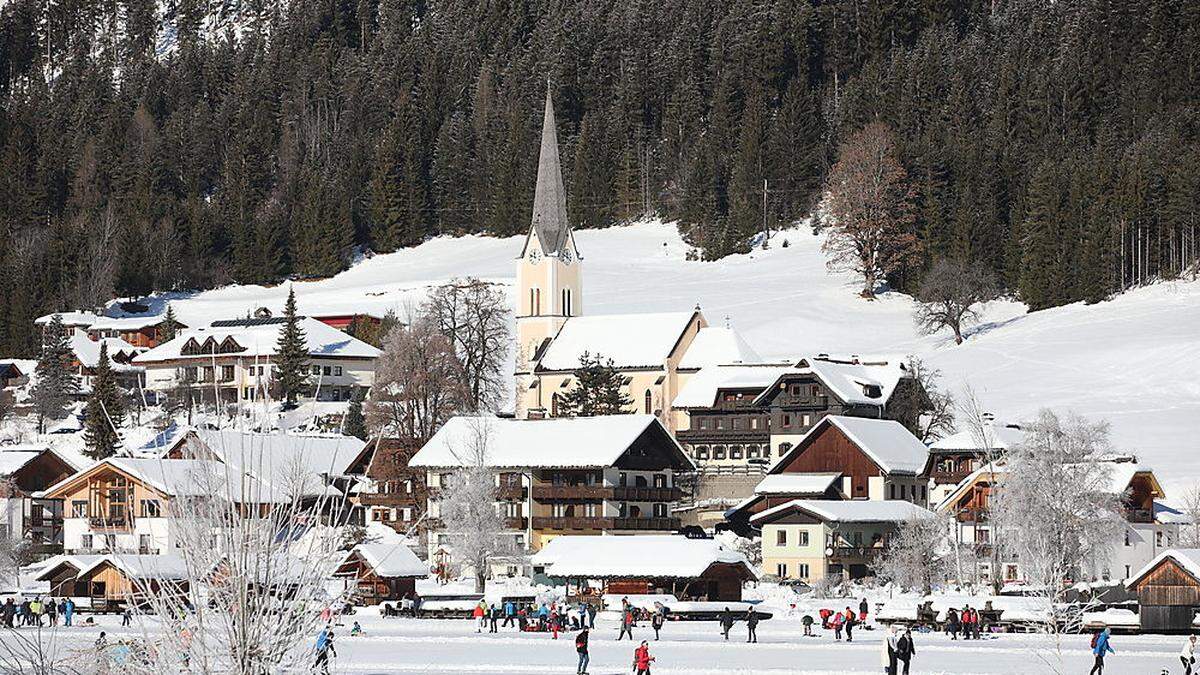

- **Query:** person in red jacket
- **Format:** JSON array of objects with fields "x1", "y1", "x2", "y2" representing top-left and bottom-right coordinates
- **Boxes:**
[
  {"x1": 633, "y1": 640, "x2": 655, "y2": 675},
  {"x1": 473, "y1": 602, "x2": 486, "y2": 633}
]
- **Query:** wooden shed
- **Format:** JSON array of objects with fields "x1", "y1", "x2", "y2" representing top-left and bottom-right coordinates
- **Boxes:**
[
  {"x1": 1127, "y1": 548, "x2": 1200, "y2": 633},
  {"x1": 334, "y1": 543, "x2": 429, "y2": 604}
]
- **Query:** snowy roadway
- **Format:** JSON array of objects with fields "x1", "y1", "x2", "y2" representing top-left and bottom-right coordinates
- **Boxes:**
[{"x1": 21, "y1": 612, "x2": 1193, "y2": 674}]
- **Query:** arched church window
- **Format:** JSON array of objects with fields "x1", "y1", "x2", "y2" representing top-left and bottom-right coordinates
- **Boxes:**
[{"x1": 644, "y1": 390, "x2": 652, "y2": 414}]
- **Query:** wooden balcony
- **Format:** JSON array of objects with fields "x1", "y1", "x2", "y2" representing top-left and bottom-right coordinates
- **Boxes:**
[
  {"x1": 531, "y1": 485, "x2": 682, "y2": 502},
  {"x1": 357, "y1": 493, "x2": 422, "y2": 506},
  {"x1": 931, "y1": 468, "x2": 974, "y2": 485},
  {"x1": 611, "y1": 486, "x2": 682, "y2": 502},
  {"x1": 829, "y1": 545, "x2": 885, "y2": 560},
  {"x1": 89, "y1": 516, "x2": 130, "y2": 530},
  {"x1": 531, "y1": 516, "x2": 680, "y2": 531},
  {"x1": 1125, "y1": 507, "x2": 1154, "y2": 524},
  {"x1": 495, "y1": 485, "x2": 528, "y2": 500}
]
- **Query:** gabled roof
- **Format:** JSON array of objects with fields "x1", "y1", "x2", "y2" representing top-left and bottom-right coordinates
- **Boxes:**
[
  {"x1": 181, "y1": 429, "x2": 371, "y2": 482},
  {"x1": 34, "y1": 553, "x2": 189, "y2": 581},
  {"x1": 0, "y1": 446, "x2": 79, "y2": 480},
  {"x1": 752, "y1": 355, "x2": 910, "y2": 408},
  {"x1": 69, "y1": 330, "x2": 144, "y2": 370},
  {"x1": 930, "y1": 421, "x2": 1025, "y2": 453},
  {"x1": 34, "y1": 311, "x2": 100, "y2": 327},
  {"x1": 536, "y1": 311, "x2": 700, "y2": 371},
  {"x1": 672, "y1": 363, "x2": 794, "y2": 409},
  {"x1": 750, "y1": 498, "x2": 936, "y2": 525},
  {"x1": 934, "y1": 460, "x2": 1166, "y2": 513},
  {"x1": 133, "y1": 317, "x2": 381, "y2": 363},
  {"x1": 410, "y1": 414, "x2": 693, "y2": 470},
  {"x1": 530, "y1": 535, "x2": 757, "y2": 580},
  {"x1": 344, "y1": 543, "x2": 428, "y2": 578},
  {"x1": 677, "y1": 326, "x2": 762, "y2": 370},
  {"x1": 1126, "y1": 549, "x2": 1200, "y2": 589},
  {"x1": 89, "y1": 315, "x2": 179, "y2": 331},
  {"x1": 754, "y1": 473, "x2": 843, "y2": 495},
  {"x1": 769, "y1": 415, "x2": 930, "y2": 476}
]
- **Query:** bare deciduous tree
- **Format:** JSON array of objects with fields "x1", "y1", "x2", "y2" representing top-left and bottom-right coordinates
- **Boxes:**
[
  {"x1": 822, "y1": 122, "x2": 922, "y2": 299},
  {"x1": 435, "y1": 418, "x2": 517, "y2": 592},
  {"x1": 914, "y1": 259, "x2": 1000, "y2": 344},
  {"x1": 887, "y1": 357, "x2": 955, "y2": 442},
  {"x1": 366, "y1": 316, "x2": 466, "y2": 443},
  {"x1": 1178, "y1": 486, "x2": 1200, "y2": 548},
  {"x1": 990, "y1": 410, "x2": 1123, "y2": 669},
  {"x1": 422, "y1": 279, "x2": 510, "y2": 413},
  {"x1": 876, "y1": 513, "x2": 954, "y2": 596}
]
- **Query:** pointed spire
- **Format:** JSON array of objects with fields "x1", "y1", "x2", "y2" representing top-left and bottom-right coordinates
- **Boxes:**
[{"x1": 530, "y1": 85, "x2": 571, "y2": 255}]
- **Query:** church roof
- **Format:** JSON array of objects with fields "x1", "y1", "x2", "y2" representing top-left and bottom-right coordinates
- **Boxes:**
[
  {"x1": 536, "y1": 311, "x2": 699, "y2": 371},
  {"x1": 526, "y1": 87, "x2": 572, "y2": 257}
]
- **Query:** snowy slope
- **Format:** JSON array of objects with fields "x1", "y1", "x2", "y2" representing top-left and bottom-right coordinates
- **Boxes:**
[{"x1": 115, "y1": 220, "x2": 1200, "y2": 495}]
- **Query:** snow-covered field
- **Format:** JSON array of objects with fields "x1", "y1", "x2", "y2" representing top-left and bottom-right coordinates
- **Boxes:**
[
  {"x1": 115, "y1": 220, "x2": 1200, "y2": 496},
  {"x1": 15, "y1": 610, "x2": 1192, "y2": 674}
]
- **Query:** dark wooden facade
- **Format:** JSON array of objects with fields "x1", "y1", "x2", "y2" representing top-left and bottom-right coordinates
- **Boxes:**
[
  {"x1": 594, "y1": 562, "x2": 750, "y2": 602},
  {"x1": 335, "y1": 550, "x2": 418, "y2": 604},
  {"x1": 772, "y1": 424, "x2": 883, "y2": 499},
  {"x1": 1129, "y1": 556, "x2": 1200, "y2": 633}
]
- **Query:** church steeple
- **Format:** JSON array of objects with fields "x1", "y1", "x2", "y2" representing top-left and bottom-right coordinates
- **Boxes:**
[{"x1": 528, "y1": 86, "x2": 571, "y2": 256}]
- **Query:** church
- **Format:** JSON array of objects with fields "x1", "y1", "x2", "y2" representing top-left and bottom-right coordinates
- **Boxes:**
[{"x1": 513, "y1": 89, "x2": 758, "y2": 427}]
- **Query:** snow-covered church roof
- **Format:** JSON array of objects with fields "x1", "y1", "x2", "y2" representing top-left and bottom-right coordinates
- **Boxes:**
[
  {"x1": 410, "y1": 414, "x2": 693, "y2": 470},
  {"x1": 536, "y1": 311, "x2": 699, "y2": 371},
  {"x1": 530, "y1": 534, "x2": 757, "y2": 580},
  {"x1": 678, "y1": 326, "x2": 761, "y2": 369},
  {"x1": 133, "y1": 317, "x2": 381, "y2": 363}
]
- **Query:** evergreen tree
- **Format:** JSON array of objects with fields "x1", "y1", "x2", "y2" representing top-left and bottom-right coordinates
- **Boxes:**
[
  {"x1": 557, "y1": 352, "x2": 633, "y2": 417},
  {"x1": 344, "y1": 387, "x2": 367, "y2": 440},
  {"x1": 30, "y1": 315, "x2": 80, "y2": 432},
  {"x1": 161, "y1": 303, "x2": 180, "y2": 342},
  {"x1": 275, "y1": 286, "x2": 309, "y2": 407},
  {"x1": 83, "y1": 342, "x2": 126, "y2": 460}
]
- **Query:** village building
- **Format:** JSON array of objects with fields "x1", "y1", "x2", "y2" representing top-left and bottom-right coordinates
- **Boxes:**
[
  {"x1": 132, "y1": 316, "x2": 381, "y2": 404},
  {"x1": 1126, "y1": 548, "x2": 1200, "y2": 633},
  {"x1": 752, "y1": 499, "x2": 936, "y2": 583},
  {"x1": 0, "y1": 359, "x2": 34, "y2": 389},
  {"x1": 35, "y1": 553, "x2": 188, "y2": 611},
  {"x1": 511, "y1": 89, "x2": 756, "y2": 423},
  {"x1": 937, "y1": 459, "x2": 1179, "y2": 584},
  {"x1": 927, "y1": 416, "x2": 1024, "y2": 504},
  {"x1": 86, "y1": 315, "x2": 185, "y2": 349},
  {"x1": 762, "y1": 414, "x2": 931, "y2": 505},
  {"x1": 721, "y1": 473, "x2": 847, "y2": 534},
  {"x1": 410, "y1": 415, "x2": 694, "y2": 571},
  {"x1": 335, "y1": 542, "x2": 429, "y2": 604},
  {"x1": 0, "y1": 446, "x2": 79, "y2": 557},
  {"x1": 357, "y1": 439, "x2": 428, "y2": 543},
  {"x1": 530, "y1": 534, "x2": 757, "y2": 603},
  {"x1": 34, "y1": 311, "x2": 102, "y2": 335},
  {"x1": 69, "y1": 328, "x2": 146, "y2": 391}
]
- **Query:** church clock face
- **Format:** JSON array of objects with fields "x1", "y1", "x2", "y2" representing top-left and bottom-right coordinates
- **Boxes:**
[
  {"x1": 561, "y1": 247, "x2": 573, "y2": 264},
  {"x1": 529, "y1": 248, "x2": 542, "y2": 264}
]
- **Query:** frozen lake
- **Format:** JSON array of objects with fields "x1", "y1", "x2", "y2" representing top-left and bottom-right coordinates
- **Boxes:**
[{"x1": 11, "y1": 610, "x2": 1192, "y2": 674}]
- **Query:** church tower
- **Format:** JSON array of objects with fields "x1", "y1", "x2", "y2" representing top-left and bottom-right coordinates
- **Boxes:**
[{"x1": 515, "y1": 87, "x2": 582, "y2": 383}]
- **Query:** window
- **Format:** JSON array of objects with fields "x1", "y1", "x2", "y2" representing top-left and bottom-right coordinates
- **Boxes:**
[
  {"x1": 776, "y1": 530, "x2": 787, "y2": 546},
  {"x1": 81, "y1": 534, "x2": 93, "y2": 549},
  {"x1": 1005, "y1": 564, "x2": 1019, "y2": 581},
  {"x1": 798, "y1": 563, "x2": 810, "y2": 579},
  {"x1": 1124, "y1": 565, "x2": 1131, "y2": 579},
  {"x1": 750, "y1": 418, "x2": 759, "y2": 430},
  {"x1": 1156, "y1": 531, "x2": 1165, "y2": 547},
  {"x1": 535, "y1": 288, "x2": 541, "y2": 315},
  {"x1": 783, "y1": 414, "x2": 791, "y2": 427},
  {"x1": 889, "y1": 484, "x2": 896, "y2": 500},
  {"x1": 730, "y1": 446, "x2": 743, "y2": 460},
  {"x1": 584, "y1": 503, "x2": 598, "y2": 517},
  {"x1": 371, "y1": 510, "x2": 382, "y2": 522},
  {"x1": 699, "y1": 418, "x2": 710, "y2": 430},
  {"x1": 732, "y1": 418, "x2": 741, "y2": 430},
  {"x1": 653, "y1": 503, "x2": 667, "y2": 518},
  {"x1": 437, "y1": 534, "x2": 451, "y2": 546},
  {"x1": 778, "y1": 442, "x2": 792, "y2": 456},
  {"x1": 333, "y1": 366, "x2": 343, "y2": 376},
  {"x1": 653, "y1": 474, "x2": 666, "y2": 488},
  {"x1": 695, "y1": 447, "x2": 709, "y2": 460},
  {"x1": 920, "y1": 486, "x2": 927, "y2": 502},
  {"x1": 802, "y1": 414, "x2": 811, "y2": 426},
  {"x1": 619, "y1": 472, "x2": 628, "y2": 487},
  {"x1": 139, "y1": 534, "x2": 152, "y2": 551},
  {"x1": 747, "y1": 446, "x2": 759, "y2": 459},
  {"x1": 71, "y1": 500, "x2": 87, "y2": 518},
  {"x1": 713, "y1": 446, "x2": 726, "y2": 460},
  {"x1": 504, "y1": 502, "x2": 521, "y2": 517},
  {"x1": 776, "y1": 563, "x2": 788, "y2": 577},
  {"x1": 798, "y1": 531, "x2": 809, "y2": 547},
  {"x1": 644, "y1": 390, "x2": 652, "y2": 414},
  {"x1": 221, "y1": 365, "x2": 234, "y2": 381},
  {"x1": 811, "y1": 385, "x2": 820, "y2": 397},
  {"x1": 975, "y1": 528, "x2": 990, "y2": 544},
  {"x1": 140, "y1": 499, "x2": 161, "y2": 518},
  {"x1": 310, "y1": 365, "x2": 321, "y2": 375}
]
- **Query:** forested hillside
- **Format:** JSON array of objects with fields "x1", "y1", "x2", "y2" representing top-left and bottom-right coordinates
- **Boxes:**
[{"x1": 0, "y1": 0, "x2": 1197, "y2": 355}]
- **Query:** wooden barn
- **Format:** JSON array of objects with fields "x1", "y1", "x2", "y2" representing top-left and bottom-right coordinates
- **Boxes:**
[
  {"x1": 335, "y1": 543, "x2": 429, "y2": 604},
  {"x1": 35, "y1": 554, "x2": 189, "y2": 611},
  {"x1": 529, "y1": 535, "x2": 757, "y2": 602},
  {"x1": 1127, "y1": 548, "x2": 1200, "y2": 633}
]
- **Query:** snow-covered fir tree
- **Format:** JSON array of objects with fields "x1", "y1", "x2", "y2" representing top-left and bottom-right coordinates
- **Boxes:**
[
  {"x1": 558, "y1": 352, "x2": 632, "y2": 417},
  {"x1": 30, "y1": 315, "x2": 80, "y2": 432},
  {"x1": 83, "y1": 342, "x2": 125, "y2": 460},
  {"x1": 274, "y1": 286, "x2": 309, "y2": 407}
]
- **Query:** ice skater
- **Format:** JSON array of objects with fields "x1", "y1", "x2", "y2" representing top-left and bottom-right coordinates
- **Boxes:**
[
  {"x1": 1089, "y1": 627, "x2": 1114, "y2": 675},
  {"x1": 633, "y1": 640, "x2": 655, "y2": 675}
]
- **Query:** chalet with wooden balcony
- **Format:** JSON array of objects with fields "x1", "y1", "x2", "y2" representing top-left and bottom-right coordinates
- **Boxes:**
[
  {"x1": 410, "y1": 415, "x2": 695, "y2": 570},
  {"x1": 87, "y1": 315, "x2": 186, "y2": 349},
  {"x1": 937, "y1": 458, "x2": 1180, "y2": 585},
  {"x1": 927, "y1": 417, "x2": 1025, "y2": 504},
  {"x1": 0, "y1": 446, "x2": 80, "y2": 557},
  {"x1": 357, "y1": 439, "x2": 429, "y2": 541},
  {"x1": 752, "y1": 499, "x2": 936, "y2": 583}
]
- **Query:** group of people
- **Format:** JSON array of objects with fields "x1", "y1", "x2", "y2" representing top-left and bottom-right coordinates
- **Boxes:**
[
  {"x1": 1, "y1": 596, "x2": 76, "y2": 628},
  {"x1": 944, "y1": 605, "x2": 985, "y2": 640},
  {"x1": 818, "y1": 600, "x2": 870, "y2": 642},
  {"x1": 472, "y1": 599, "x2": 598, "y2": 637}
]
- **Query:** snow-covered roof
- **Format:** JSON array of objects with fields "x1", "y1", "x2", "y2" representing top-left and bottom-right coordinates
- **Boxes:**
[
  {"x1": 0, "y1": 450, "x2": 44, "y2": 476},
  {"x1": 530, "y1": 535, "x2": 757, "y2": 580},
  {"x1": 34, "y1": 311, "x2": 100, "y2": 327},
  {"x1": 677, "y1": 326, "x2": 761, "y2": 370},
  {"x1": 753, "y1": 473, "x2": 842, "y2": 495},
  {"x1": 1127, "y1": 549, "x2": 1200, "y2": 589},
  {"x1": 672, "y1": 364, "x2": 794, "y2": 409},
  {"x1": 88, "y1": 315, "x2": 174, "y2": 331},
  {"x1": 34, "y1": 553, "x2": 188, "y2": 581},
  {"x1": 752, "y1": 356, "x2": 910, "y2": 408},
  {"x1": 536, "y1": 311, "x2": 698, "y2": 371},
  {"x1": 0, "y1": 359, "x2": 36, "y2": 376},
  {"x1": 346, "y1": 543, "x2": 428, "y2": 578},
  {"x1": 70, "y1": 330, "x2": 145, "y2": 370},
  {"x1": 186, "y1": 429, "x2": 370, "y2": 486},
  {"x1": 1155, "y1": 502, "x2": 1192, "y2": 525},
  {"x1": 132, "y1": 317, "x2": 381, "y2": 364},
  {"x1": 770, "y1": 415, "x2": 930, "y2": 476},
  {"x1": 410, "y1": 415, "x2": 692, "y2": 470},
  {"x1": 930, "y1": 421, "x2": 1025, "y2": 453},
  {"x1": 750, "y1": 498, "x2": 936, "y2": 524}
]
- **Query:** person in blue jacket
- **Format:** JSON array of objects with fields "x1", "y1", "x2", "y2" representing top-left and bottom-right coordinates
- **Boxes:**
[
  {"x1": 1089, "y1": 627, "x2": 1114, "y2": 674},
  {"x1": 314, "y1": 626, "x2": 337, "y2": 674},
  {"x1": 503, "y1": 600, "x2": 516, "y2": 628}
]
